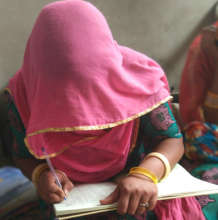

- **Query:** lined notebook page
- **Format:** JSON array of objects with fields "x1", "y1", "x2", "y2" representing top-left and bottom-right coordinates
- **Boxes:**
[
  {"x1": 54, "y1": 164, "x2": 218, "y2": 216},
  {"x1": 54, "y1": 182, "x2": 116, "y2": 216}
]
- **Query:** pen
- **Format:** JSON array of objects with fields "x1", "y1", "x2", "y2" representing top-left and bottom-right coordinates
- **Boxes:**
[{"x1": 41, "y1": 147, "x2": 66, "y2": 200}]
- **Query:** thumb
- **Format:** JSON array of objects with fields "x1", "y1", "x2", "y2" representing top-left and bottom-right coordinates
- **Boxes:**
[
  {"x1": 57, "y1": 170, "x2": 74, "y2": 196},
  {"x1": 62, "y1": 179, "x2": 74, "y2": 196},
  {"x1": 100, "y1": 187, "x2": 119, "y2": 205}
]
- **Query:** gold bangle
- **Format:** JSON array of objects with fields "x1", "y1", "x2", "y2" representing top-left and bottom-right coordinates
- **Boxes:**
[
  {"x1": 128, "y1": 167, "x2": 158, "y2": 184},
  {"x1": 32, "y1": 163, "x2": 49, "y2": 187},
  {"x1": 146, "y1": 152, "x2": 171, "y2": 181}
]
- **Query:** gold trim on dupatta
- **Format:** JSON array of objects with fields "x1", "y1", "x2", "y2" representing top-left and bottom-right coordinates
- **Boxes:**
[
  {"x1": 27, "y1": 96, "x2": 173, "y2": 136},
  {"x1": 6, "y1": 89, "x2": 172, "y2": 159},
  {"x1": 24, "y1": 96, "x2": 172, "y2": 159},
  {"x1": 24, "y1": 136, "x2": 99, "y2": 159}
]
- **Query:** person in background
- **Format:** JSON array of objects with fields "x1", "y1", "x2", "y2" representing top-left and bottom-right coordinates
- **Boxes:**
[
  {"x1": 180, "y1": 21, "x2": 218, "y2": 162},
  {"x1": 5, "y1": 0, "x2": 205, "y2": 219},
  {"x1": 179, "y1": 21, "x2": 218, "y2": 220}
]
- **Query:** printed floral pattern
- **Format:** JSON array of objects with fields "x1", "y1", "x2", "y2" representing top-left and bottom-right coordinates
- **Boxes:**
[{"x1": 150, "y1": 104, "x2": 174, "y2": 131}]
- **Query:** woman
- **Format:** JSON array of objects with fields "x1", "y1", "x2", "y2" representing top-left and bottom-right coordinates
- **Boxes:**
[
  {"x1": 5, "y1": 0, "x2": 205, "y2": 219},
  {"x1": 179, "y1": 21, "x2": 218, "y2": 219},
  {"x1": 180, "y1": 21, "x2": 218, "y2": 162}
]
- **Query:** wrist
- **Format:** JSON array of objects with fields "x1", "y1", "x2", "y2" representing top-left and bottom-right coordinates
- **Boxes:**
[
  {"x1": 128, "y1": 166, "x2": 158, "y2": 184},
  {"x1": 145, "y1": 152, "x2": 171, "y2": 181},
  {"x1": 128, "y1": 173, "x2": 154, "y2": 183},
  {"x1": 31, "y1": 163, "x2": 49, "y2": 187}
]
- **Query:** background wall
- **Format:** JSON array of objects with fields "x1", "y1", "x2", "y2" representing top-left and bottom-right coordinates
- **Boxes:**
[{"x1": 0, "y1": 0, "x2": 217, "y2": 91}]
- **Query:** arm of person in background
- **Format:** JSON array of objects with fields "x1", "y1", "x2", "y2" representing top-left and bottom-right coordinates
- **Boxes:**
[
  {"x1": 5, "y1": 91, "x2": 73, "y2": 204},
  {"x1": 101, "y1": 102, "x2": 184, "y2": 215}
]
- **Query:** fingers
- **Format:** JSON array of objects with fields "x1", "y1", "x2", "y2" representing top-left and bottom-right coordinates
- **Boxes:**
[
  {"x1": 115, "y1": 176, "x2": 158, "y2": 216},
  {"x1": 117, "y1": 188, "x2": 130, "y2": 215},
  {"x1": 135, "y1": 193, "x2": 157, "y2": 215},
  {"x1": 37, "y1": 170, "x2": 73, "y2": 204},
  {"x1": 38, "y1": 180, "x2": 66, "y2": 203},
  {"x1": 63, "y1": 181, "x2": 74, "y2": 196},
  {"x1": 50, "y1": 181, "x2": 66, "y2": 198},
  {"x1": 57, "y1": 170, "x2": 74, "y2": 196},
  {"x1": 147, "y1": 194, "x2": 157, "y2": 211},
  {"x1": 126, "y1": 193, "x2": 141, "y2": 215},
  {"x1": 44, "y1": 189, "x2": 65, "y2": 204},
  {"x1": 100, "y1": 187, "x2": 119, "y2": 205},
  {"x1": 136, "y1": 200, "x2": 149, "y2": 215}
]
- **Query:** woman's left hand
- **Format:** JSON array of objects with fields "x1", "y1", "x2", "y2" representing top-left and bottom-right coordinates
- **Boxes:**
[{"x1": 100, "y1": 175, "x2": 158, "y2": 215}]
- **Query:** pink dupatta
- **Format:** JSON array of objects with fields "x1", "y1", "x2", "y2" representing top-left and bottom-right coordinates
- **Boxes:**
[{"x1": 8, "y1": 0, "x2": 170, "y2": 182}]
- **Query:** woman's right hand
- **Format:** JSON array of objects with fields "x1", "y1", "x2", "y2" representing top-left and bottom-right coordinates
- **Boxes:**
[{"x1": 37, "y1": 170, "x2": 74, "y2": 204}]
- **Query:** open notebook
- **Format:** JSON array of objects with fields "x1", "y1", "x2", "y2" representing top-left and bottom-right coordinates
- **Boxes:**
[{"x1": 54, "y1": 164, "x2": 218, "y2": 219}]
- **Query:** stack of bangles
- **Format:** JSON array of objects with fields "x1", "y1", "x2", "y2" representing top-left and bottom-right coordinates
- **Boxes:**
[
  {"x1": 128, "y1": 152, "x2": 171, "y2": 184},
  {"x1": 204, "y1": 91, "x2": 218, "y2": 109}
]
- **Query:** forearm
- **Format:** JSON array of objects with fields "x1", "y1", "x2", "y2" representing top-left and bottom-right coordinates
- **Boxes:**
[
  {"x1": 13, "y1": 157, "x2": 44, "y2": 181},
  {"x1": 138, "y1": 137, "x2": 184, "y2": 180}
]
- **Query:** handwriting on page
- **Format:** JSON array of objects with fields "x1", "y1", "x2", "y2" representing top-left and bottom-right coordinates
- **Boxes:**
[{"x1": 56, "y1": 182, "x2": 116, "y2": 210}]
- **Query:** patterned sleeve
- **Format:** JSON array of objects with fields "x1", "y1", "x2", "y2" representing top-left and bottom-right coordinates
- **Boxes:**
[
  {"x1": 4, "y1": 91, "x2": 33, "y2": 159},
  {"x1": 140, "y1": 102, "x2": 182, "y2": 140}
]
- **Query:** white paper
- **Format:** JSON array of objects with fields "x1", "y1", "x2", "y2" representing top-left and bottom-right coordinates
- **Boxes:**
[
  {"x1": 55, "y1": 182, "x2": 116, "y2": 216},
  {"x1": 54, "y1": 164, "x2": 218, "y2": 217},
  {"x1": 158, "y1": 164, "x2": 218, "y2": 199}
]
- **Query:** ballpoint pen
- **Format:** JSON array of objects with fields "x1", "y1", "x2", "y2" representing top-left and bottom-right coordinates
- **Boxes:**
[{"x1": 41, "y1": 147, "x2": 66, "y2": 200}]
